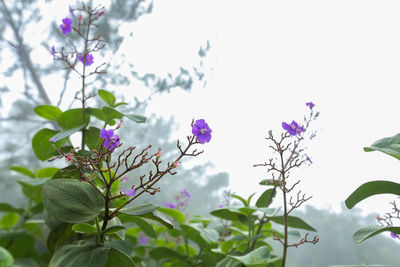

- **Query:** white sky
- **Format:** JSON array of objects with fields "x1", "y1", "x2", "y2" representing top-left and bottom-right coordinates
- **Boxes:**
[{"x1": 4, "y1": 0, "x2": 400, "y2": 216}]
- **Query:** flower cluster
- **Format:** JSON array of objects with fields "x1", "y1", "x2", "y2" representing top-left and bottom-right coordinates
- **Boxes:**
[
  {"x1": 59, "y1": 17, "x2": 72, "y2": 35},
  {"x1": 282, "y1": 120, "x2": 304, "y2": 136},
  {"x1": 100, "y1": 128, "x2": 120, "y2": 151},
  {"x1": 77, "y1": 53, "x2": 94, "y2": 66}
]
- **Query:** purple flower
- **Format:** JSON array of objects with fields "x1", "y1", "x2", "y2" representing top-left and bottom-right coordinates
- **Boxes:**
[
  {"x1": 77, "y1": 53, "x2": 94, "y2": 66},
  {"x1": 218, "y1": 204, "x2": 224, "y2": 208},
  {"x1": 69, "y1": 6, "x2": 76, "y2": 18},
  {"x1": 179, "y1": 201, "x2": 184, "y2": 206},
  {"x1": 139, "y1": 235, "x2": 147, "y2": 245},
  {"x1": 125, "y1": 188, "x2": 136, "y2": 197},
  {"x1": 192, "y1": 119, "x2": 212, "y2": 144},
  {"x1": 49, "y1": 136, "x2": 55, "y2": 143},
  {"x1": 100, "y1": 128, "x2": 120, "y2": 151},
  {"x1": 391, "y1": 232, "x2": 397, "y2": 239},
  {"x1": 97, "y1": 10, "x2": 106, "y2": 16},
  {"x1": 164, "y1": 203, "x2": 176, "y2": 209},
  {"x1": 305, "y1": 154, "x2": 312, "y2": 165},
  {"x1": 51, "y1": 46, "x2": 56, "y2": 57},
  {"x1": 306, "y1": 102, "x2": 315, "y2": 109},
  {"x1": 60, "y1": 17, "x2": 72, "y2": 35},
  {"x1": 120, "y1": 177, "x2": 129, "y2": 183},
  {"x1": 282, "y1": 120, "x2": 303, "y2": 136},
  {"x1": 183, "y1": 189, "x2": 191, "y2": 198}
]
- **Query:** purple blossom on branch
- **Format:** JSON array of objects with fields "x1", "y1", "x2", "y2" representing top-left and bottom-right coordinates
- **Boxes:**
[
  {"x1": 306, "y1": 102, "x2": 315, "y2": 109},
  {"x1": 77, "y1": 53, "x2": 94, "y2": 66},
  {"x1": 282, "y1": 120, "x2": 304, "y2": 136},
  {"x1": 122, "y1": 188, "x2": 136, "y2": 197},
  {"x1": 100, "y1": 128, "x2": 120, "y2": 151},
  {"x1": 164, "y1": 203, "x2": 176, "y2": 209},
  {"x1": 51, "y1": 46, "x2": 56, "y2": 57},
  {"x1": 69, "y1": 6, "x2": 76, "y2": 18},
  {"x1": 192, "y1": 119, "x2": 212, "y2": 144},
  {"x1": 183, "y1": 189, "x2": 191, "y2": 198},
  {"x1": 59, "y1": 17, "x2": 72, "y2": 35}
]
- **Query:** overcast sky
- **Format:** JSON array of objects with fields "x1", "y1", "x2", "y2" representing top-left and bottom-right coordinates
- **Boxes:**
[
  {"x1": 4, "y1": 0, "x2": 400, "y2": 216},
  {"x1": 125, "y1": 0, "x2": 400, "y2": 216}
]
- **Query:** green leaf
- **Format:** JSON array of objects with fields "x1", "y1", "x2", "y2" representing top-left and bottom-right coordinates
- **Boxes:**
[
  {"x1": 187, "y1": 223, "x2": 219, "y2": 244},
  {"x1": 52, "y1": 166, "x2": 81, "y2": 180},
  {"x1": 0, "y1": 213, "x2": 19, "y2": 229},
  {"x1": 228, "y1": 246, "x2": 274, "y2": 267},
  {"x1": 32, "y1": 128, "x2": 69, "y2": 161},
  {"x1": 103, "y1": 106, "x2": 123, "y2": 120},
  {"x1": 9, "y1": 166, "x2": 35, "y2": 178},
  {"x1": 37, "y1": 167, "x2": 59, "y2": 178},
  {"x1": 364, "y1": 133, "x2": 400, "y2": 160},
  {"x1": 231, "y1": 194, "x2": 248, "y2": 207},
  {"x1": 345, "y1": 180, "x2": 400, "y2": 209},
  {"x1": 150, "y1": 247, "x2": 186, "y2": 261},
  {"x1": 210, "y1": 208, "x2": 247, "y2": 221},
  {"x1": 105, "y1": 248, "x2": 136, "y2": 267},
  {"x1": 0, "y1": 203, "x2": 24, "y2": 214},
  {"x1": 353, "y1": 225, "x2": 400, "y2": 243},
  {"x1": 269, "y1": 216, "x2": 316, "y2": 231},
  {"x1": 102, "y1": 217, "x2": 125, "y2": 240},
  {"x1": 259, "y1": 179, "x2": 279, "y2": 186},
  {"x1": 158, "y1": 207, "x2": 186, "y2": 223},
  {"x1": 0, "y1": 247, "x2": 14, "y2": 266},
  {"x1": 49, "y1": 242, "x2": 109, "y2": 267},
  {"x1": 57, "y1": 109, "x2": 90, "y2": 130},
  {"x1": 123, "y1": 114, "x2": 146, "y2": 123},
  {"x1": 17, "y1": 178, "x2": 50, "y2": 204},
  {"x1": 72, "y1": 223, "x2": 97, "y2": 235},
  {"x1": 42, "y1": 179, "x2": 104, "y2": 223},
  {"x1": 87, "y1": 108, "x2": 107, "y2": 122},
  {"x1": 85, "y1": 127, "x2": 102, "y2": 150},
  {"x1": 120, "y1": 215, "x2": 156, "y2": 238},
  {"x1": 34, "y1": 105, "x2": 62, "y2": 121},
  {"x1": 98, "y1": 89, "x2": 116, "y2": 106},
  {"x1": 50, "y1": 125, "x2": 85, "y2": 143},
  {"x1": 114, "y1": 102, "x2": 128, "y2": 108},
  {"x1": 216, "y1": 257, "x2": 242, "y2": 267},
  {"x1": 119, "y1": 203, "x2": 174, "y2": 229},
  {"x1": 256, "y1": 189, "x2": 276, "y2": 208}
]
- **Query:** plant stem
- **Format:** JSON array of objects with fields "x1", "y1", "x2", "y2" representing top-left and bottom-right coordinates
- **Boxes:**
[{"x1": 280, "y1": 146, "x2": 288, "y2": 267}]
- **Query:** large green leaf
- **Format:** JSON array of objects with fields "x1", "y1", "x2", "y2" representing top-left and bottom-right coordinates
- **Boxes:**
[
  {"x1": 32, "y1": 128, "x2": 69, "y2": 161},
  {"x1": 42, "y1": 179, "x2": 104, "y2": 223},
  {"x1": 228, "y1": 246, "x2": 278, "y2": 267},
  {"x1": 0, "y1": 247, "x2": 14, "y2": 266},
  {"x1": 149, "y1": 247, "x2": 186, "y2": 261},
  {"x1": 85, "y1": 127, "x2": 102, "y2": 150},
  {"x1": 9, "y1": 166, "x2": 35, "y2": 178},
  {"x1": 37, "y1": 167, "x2": 59, "y2": 178},
  {"x1": 105, "y1": 248, "x2": 136, "y2": 267},
  {"x1": 256, "y1": 189, "x2": 276, "y2": 208},
  {"x1": 269, "y1": 216, "x2": 316, "y2": 231},
  {"x1": 0, "y1": 203, "x2": 24, "y2": 214},
  {"x1": 49, "y1": 242, "x2": 108, "y2": 267},
  {"x1": 353, "y1": 225, "x2": 400, "y2": 243},
  {"x1": 50, "y1": 125, "x2": 85, "y2": 143},
  {"x1": 98, "y1": 89, "x2": 116, "y2": 106},
  {"x1": 34, "y1": 105, "x2": 62, "y2": 121},
  {"x1": 231, "y1": 194, "x2": 248, "y2": 207},
  {"x1": 364, "y1": 133, "x2": 400, "y2": 160},
  {"x1": 119, "y1": 203, "x2": 174, "y2": 229},
  {"x1": 158, "y1": 207, "x2": 186, "y2": 223},
  {"x1": 17, "y1": 178, "x2": 50, "y2": 204},
  {"x1": 0, "y1": 213, "x2": 19, "y2": 229},
  {"x1": 120, "y1": 215, "x2": 156, "y2": 238},
  {"x1": 216, "y1": 257, "x2": 242, "y2": 267},
  {"x1": 57, "y1": 109, "x2": 90, "y2": 130},
  {"x1": 210, "y1": 208, "x2": 247, "y2": 221},
  {"x1": 345, "y1": 180, "x2": 400, "y2": 209}
]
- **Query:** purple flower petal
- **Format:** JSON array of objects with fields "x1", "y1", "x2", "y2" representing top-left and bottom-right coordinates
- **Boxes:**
[
  {"x1": 69, "y1": 6, "x2": 76, "y2": 18},
  {"x1": 391, "y1": 232, "x2": 397, "y2": 239},
  {"x1": 192, "y1": 119, "x2": 212, "y2": 144},
  {"x1": 60, "y1": 17, "x2": 72, "y2": 35},
  {"x1": 183, "y1": 189, "x2": 191, "y2": 198},
  {"x1": 306, "y1": 102, "x2": 315, "y2": 109},
  {"x1": 139, "y1": 236, "x2": 147, "y2": 245},
  {"x1": 126, "y1": 188, "x2": 136, "y2": 197}
]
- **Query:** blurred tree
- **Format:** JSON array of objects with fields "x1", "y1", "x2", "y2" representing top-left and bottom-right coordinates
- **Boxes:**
[{"x1": 0, "y1": 0, "x2": 218, "y2": 209}]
